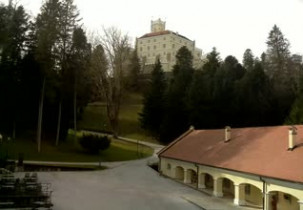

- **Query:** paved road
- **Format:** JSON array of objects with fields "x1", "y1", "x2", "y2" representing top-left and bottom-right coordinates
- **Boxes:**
[
  {"x1": 15, "y1": 135, "x2": 256, "y2": 210},
  {"x1": 16, "y1": 159, "x2": 257, "y2": 210},
  {"x1": 26, "y1": 159, "x2": 204, "y2": 210}
]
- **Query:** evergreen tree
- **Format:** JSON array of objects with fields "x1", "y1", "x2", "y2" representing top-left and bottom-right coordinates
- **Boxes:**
[
  {"x1": 0, "y1": 4, "x2": 8, "y2": 49},
  {"x1": 265, "y1": 25, "x2": 290, "y2": 78},
  {"x1": 160, "y1": 46, "x2": 194, "y2": 143},
  {"x1": 242, "y1": 49, "x2": 254, "y2": 71},
  {"x1": 55, "y1": 0, "x2": 80, "y2": 145},
  {"x1": 187, "y1": 48, "x2": 221, "y2": 128},
  {"x1": 234, "y1": 61, "x2": 273, "y2": 126},
  {"x1": 35, "y1": 0, "x2": 61, "y2": 152},
  {"x1": 213, "y1": 55, "x2": 245, "y2": 127},
  {"x1": 140, "y1": 59, "x2": 166, "y2": 139},
  {"x1": 286, "y1": 75, "x2": 303, "y2": 125},
  {"x1": 203, "y1": 47, "x2": 221, "y2": 75},
  {"x1": 126, "y1": 49, "x2": 141, "y2": 91},
  {"x1": 286, "y1": 97, "x2": 303, "y2": 125},
  {"x1": 0, "y1": 3, "x2": 29, "y2": 136},
  {"x1": 264, "y1": 25, "x2": 295, "y2": 124},
  {"x1": 66, "y1": 27, "x2": 91, "y2": 145}
]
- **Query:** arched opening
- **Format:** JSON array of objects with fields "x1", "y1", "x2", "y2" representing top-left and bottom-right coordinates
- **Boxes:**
[
  {"x1": 198, "y1": 173, "x2": 214, "y2": 195},
  {"x1": 199, "y1": 173, "x2": 214, "y2": 190},
  {"x1": 186, "y1": 169, "x2": 197, "y2": 185},
  {"x1": 205, "y1": 173, "x2": 214, "y2": 189},
  {"x1": 221, "y1": 178, "x2": 235, "y2": 199},
  {"x1": 240, "y1": 183, "x2": 263, "y2": 208},
  {"x1": 175, "y1": 166, "x2": 184, "y2": 181},
  {"x1": 268, "y1": 191, "x2": 299, "y2": 210}
]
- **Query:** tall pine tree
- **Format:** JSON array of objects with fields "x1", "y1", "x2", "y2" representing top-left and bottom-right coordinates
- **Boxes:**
[
  {"x1": 242, "y1": 49, "x2": 254, "y2": 71},
  {"x1": 160, "y1": 46, "x2": 194, "y2": 143},
  {"x1": 187, "y1": 48, "x2": 221, "y2": 128},
  {"x1": 140, "y1": 59, "x2": 166, "y2": 139},
  {"x1": 264, "y1": 25, "x2": 295, "y2": 124}
]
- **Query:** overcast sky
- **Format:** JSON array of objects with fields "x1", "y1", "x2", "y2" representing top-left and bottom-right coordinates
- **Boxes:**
[{"x1": 2, "y1": 0, "x2": 303, "y2": 62}]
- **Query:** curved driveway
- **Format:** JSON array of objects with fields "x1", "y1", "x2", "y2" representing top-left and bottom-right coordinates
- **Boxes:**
[{"x1": 16, "y1": 136, "x2": 254, "y2": 210}]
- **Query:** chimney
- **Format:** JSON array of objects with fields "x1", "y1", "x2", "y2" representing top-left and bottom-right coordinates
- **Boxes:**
[
  {"x1": 225, "y1": 126, "x2": 231, "y2": 142},
  {"x1": 288, "y1": 126, "x2": 297, "y2": 150}
]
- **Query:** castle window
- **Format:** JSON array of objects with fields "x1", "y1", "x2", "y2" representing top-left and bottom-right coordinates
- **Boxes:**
[
  {"x1": 163, "y1": 44, "x2": 166, "y2": 48},
  {"x1": 154, "y1": 45, "x2": 156, "y2": 49},
  {"x1": 147, "y1": 46, "x2": 150, "y2": 50},
  {"x1": 167, "y1": 53, "x2": 171, "y2": 62}
]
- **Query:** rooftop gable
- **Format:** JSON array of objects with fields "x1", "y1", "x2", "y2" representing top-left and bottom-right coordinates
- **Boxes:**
[{"x1": 159, "y1": 125, "x2": 303, "y2": 183}]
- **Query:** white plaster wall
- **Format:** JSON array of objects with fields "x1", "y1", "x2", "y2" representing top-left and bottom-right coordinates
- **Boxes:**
[
  {"x1": 160, "y1": 157, "x2": 303, "y2": 209},
  {"x1": 137, "y1": 32, "x2": 202, "y2": 72},
  {"x1": 245, "y1": 184, "x2": 263, "y2": 206},
  {"x1": 274, "y1": 191, "x2": 299, "y2": 210},
  {"x1": 266, "y1": 179, "x2": 303, "y2": 202}
]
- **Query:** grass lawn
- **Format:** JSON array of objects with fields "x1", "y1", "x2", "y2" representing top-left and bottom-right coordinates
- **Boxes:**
[
  {"x1": 0, "y1": 134, "x2": 153, "y2": 162},
  {"x1": 78, "y1": 92, "x2": 158, "y2": 143}
]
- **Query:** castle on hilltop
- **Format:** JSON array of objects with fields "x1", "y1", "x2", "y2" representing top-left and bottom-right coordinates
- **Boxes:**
[{"x1": 136, "y1": 19, "x2": 203, "y2": 73}]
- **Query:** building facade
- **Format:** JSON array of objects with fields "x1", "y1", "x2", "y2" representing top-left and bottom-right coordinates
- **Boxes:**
[
  {"x1": 136, "y1": 19, "x2": 203, "y2": 73},
  {"x1": 158, "y1": 126, "x2": 303, "y2": 210}
]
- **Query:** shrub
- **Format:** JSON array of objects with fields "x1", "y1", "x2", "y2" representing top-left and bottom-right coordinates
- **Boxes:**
[{"x1": 79, "y1": 134, "x2": 111, "y2": 154}]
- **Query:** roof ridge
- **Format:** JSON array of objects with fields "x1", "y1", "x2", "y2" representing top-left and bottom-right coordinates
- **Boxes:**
[
  {"x1": 139, "y1": 30, "x2": 171, "y2": 39},
  {"x1": 157, "y1": 127, "x2": 195, "y2": 156}
]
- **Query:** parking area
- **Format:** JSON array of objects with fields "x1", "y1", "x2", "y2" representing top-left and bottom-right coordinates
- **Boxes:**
[{"x1": 13, "y1": 156, "x2": 259, "y2": 210}]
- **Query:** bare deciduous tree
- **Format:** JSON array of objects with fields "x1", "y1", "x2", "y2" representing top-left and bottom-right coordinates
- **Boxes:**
[{"x1": 90, "y1": 27, "x2": 131, "y2": 137}]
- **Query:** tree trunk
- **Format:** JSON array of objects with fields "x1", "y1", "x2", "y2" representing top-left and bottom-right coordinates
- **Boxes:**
[
  {"x1": 107, "y1": 103, "x2": 119, "y2": 138},
  {"x1": 109, "y1": 118, "x2": 118, "y2": 138},
  {"x1": 73, "y1": 78, "x2": 77, "y2": 144},
  {"x1": 12, "y1": 121, "x2": 16, "y2": 139},
  {"x1": 55, "y1": 101, "x2": 62, "y2": 146},
  {"x1": 37, "y1": 77, "x2": 46, "y2": 153}
]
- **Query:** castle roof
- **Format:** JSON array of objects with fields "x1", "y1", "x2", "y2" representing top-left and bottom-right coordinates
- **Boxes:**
[
  {"x1": 158, "y1": 125, "x2": 303, "y2": 183},
  {"x1": 139, "y1": 30, "x2": 191, "y2": 41}
]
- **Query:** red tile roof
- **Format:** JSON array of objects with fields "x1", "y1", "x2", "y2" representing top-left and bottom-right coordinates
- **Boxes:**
[
  {"x1": 139, "y1": 30, "x2": 191, "y2": 41},
  {"x1": 140, "y1": 30, "x2": 171, "y2": 38},
  {"x1": 158, "y1": 125, "x2": 303, "y2": 183}
]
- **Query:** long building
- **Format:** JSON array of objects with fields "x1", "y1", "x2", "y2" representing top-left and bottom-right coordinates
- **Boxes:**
[
  {"x1": 136, "y1": 19, "x2": 203, "y2": 73},
  {"x1": 158, "y1": 125, "x2": 303, "y2": 210}
]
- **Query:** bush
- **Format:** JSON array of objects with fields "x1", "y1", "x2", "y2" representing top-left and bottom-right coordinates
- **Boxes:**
[{"x1": 79, "y1": 134, "x2": 111, "y2": 154}]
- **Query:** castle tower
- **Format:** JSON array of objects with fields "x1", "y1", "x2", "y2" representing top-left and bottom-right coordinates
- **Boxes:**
[{"x1": 151, "y1": 18, "x2": 166, "y2": 33}]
